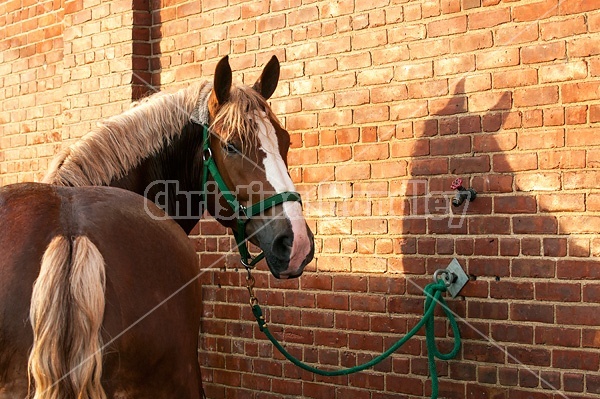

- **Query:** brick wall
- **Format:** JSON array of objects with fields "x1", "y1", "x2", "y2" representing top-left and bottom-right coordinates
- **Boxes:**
[
  {"x1": 3, "y1": 0, "x2": 600, "y2": 398},
  {"x1": 0, "y1": 0, "x2": 150, "y2": 185}
]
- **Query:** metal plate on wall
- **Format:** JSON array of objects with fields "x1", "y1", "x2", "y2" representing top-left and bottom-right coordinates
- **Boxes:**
[{"x1": 446, "y1": 258, "x2": 469, "y2": 298}]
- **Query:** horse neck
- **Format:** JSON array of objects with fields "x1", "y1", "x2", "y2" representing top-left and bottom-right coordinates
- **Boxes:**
[{"x1": 110, "y1": 121, "x2": 205, "y2": 234}]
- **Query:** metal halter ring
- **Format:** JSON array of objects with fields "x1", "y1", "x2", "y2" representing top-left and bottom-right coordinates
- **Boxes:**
[
  {"x1": 202, "y1": 147, "x2": 213, "y2": 162},
  {"x1": 433, "y1": 269, "x2": 453, "y2": 288},
  {"x1": 241, "y1": 257, "x2": 256, "y2": 270}
]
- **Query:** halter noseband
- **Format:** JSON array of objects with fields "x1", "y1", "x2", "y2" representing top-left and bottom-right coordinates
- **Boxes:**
[{"x1": 199, "y1": 124, "x2": 302, "y2": 269}]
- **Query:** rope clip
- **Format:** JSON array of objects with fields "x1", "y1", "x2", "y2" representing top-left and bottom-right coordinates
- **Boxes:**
[{"x1": 245, "y1": 273, "x2": 259, "y2": 307}]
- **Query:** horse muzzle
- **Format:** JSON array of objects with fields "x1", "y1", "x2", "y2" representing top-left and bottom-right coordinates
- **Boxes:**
[{"x1": 248, "y1": 212, "x2": 315, "y2": 279}]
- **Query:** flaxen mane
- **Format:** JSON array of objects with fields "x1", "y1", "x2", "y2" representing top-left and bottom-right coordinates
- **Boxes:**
[
  {"x1": 43, "y1": 82, "x2": 212, "y2": 187},
  {"x1": 43, "y1": 81, "x2": 279, "y2": 187},
  {"x1": 210, "y1": 84, "x2": 282, "y2": 151}
]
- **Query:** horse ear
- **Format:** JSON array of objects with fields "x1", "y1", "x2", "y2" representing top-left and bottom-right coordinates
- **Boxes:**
[
  {"x1": 253, "y1": 55, "x2": 280, "y2": 100},
  {"x1": 214, "y1": 55, "x2": 232, "y2": 105}
]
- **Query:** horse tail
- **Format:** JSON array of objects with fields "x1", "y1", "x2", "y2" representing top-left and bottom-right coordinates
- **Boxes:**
[{"x1": 28, "y1": 235, "x2": 107, "y2": 399}]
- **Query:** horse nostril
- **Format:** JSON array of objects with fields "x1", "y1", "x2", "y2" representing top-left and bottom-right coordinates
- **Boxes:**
[{"x1": 271, "y1": 233, "x2": 293, "y2": 259}]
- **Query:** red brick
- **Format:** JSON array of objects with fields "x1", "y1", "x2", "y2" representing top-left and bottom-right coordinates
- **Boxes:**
[
  {"x1": 319, "y1": 109, "x2": 353, "y2": 127},
  {"x1": 536, "y1": 326, "x2": 581, "y2": 347},
  {"x1": 539, "y1": 193, "x2": 585, "y2": 212},
  {"x1": 459, "y1": 115, "x2": 481, "y2": 133},
  {"x1": 542, "y1": 107, "x2": 565, "y2": 126},
  {"x1": 473, "y1": 132, "x2": 516, "y2": 153},
  {"x1": 493, "y1": 153, "x2": 537, "y2": 172},
  {"x1": 542, "y1": 237, "x2": 567, "y2": 257},
  {"x1": 512, "y1": 258, "x2": 556, "y2": 278},
  {"x1": 521, "y1": 109, "x2": 542, "y2": 128},
  {"x1": 583, "y1": 284, "x2": 600, "y2": 304},
  {"x1": 522, "y1": 41, "x2": 566, "y2": 64},
  {"x1": 385, "y1": 375, "x2": 424, "y2": 396},
  {"x1": 430, "y1": 135, "x2": 471, "y2": 156},
  {"x1": 315, "y1": 293, "x2": 349, "y2": 312},
  {"x1": 592, "y1": 11, "x2": 600, "y2": 32},
  {"x1": 541, "y1": 15, "x2": 587, "y2": 39},
  {"x1": 517, "y1": 129, "x2": 564, "y2": 150},
  {"x1": 564, "y1": 170, "x2": 600, "y2": 189},
  {"x1": 464, "y1": 0, "x2": 482, "y2": 9},
  {"x1": 558, "y1": 258, "x2": 600, "y2": 278},
  {"x1": 64, "y1": 0, "x2": 83, "y2": 14},
  {"x1": 409, "y1": 157, "x2": 448, "y2": 175},
  {"x1": 513, "y1": 0, "x2": 559, "y2": 22},
  {"x1": 271, "y1": 379, "x2": 302, "y2": 395},
  {"x1": 539, "y1": 149, "x2": 585, "y2": 169},
  {"x1": 468, "y1": 8, "x2": 510, "y2": 29},
  {"x1": 428, "y1": 15, "x2": 467, "y2": 37},
  {"x1": 499, "y1": 238, "x2": 520, "y2": 256},
  {"x1": 510, "y1": 347, "x2": 551, "y2": 368},
  {"x1": 407, "y1": 79, "x2": 448, "y2": 99},
  {"x1": 450, "y1": 31, "x2": 493, "y2": 53},
  {"x1": 536, "y1": 281, "x2": 581, "y2": 302},
  {"x1": 303, "y1": 382, "x2": 336, "y2": 399},
  {"x1": 559, "y1": 0, "x2": 600, "y2": 14},
  {"x1": 388, "y1": 25, "x2": 426, "y2": 44},
  {"x1": 257, "y1": 14, "x2": 285, "y2": 32},
  {"x1": 562, "y1": 81, "x2": 600, "y2": 103},
  {"x1": 494, "y1": 24, "x2": 539, "y2": 46},
  {"x1": 334, "y1": 312, "x2": 370, "y2": 333},
  {"x1": 553, "y1": 349, "x2": 600, "y2": 370},
  {"x1": 494, "y1": 195, "x2": 536, "y2": 214},
  {"x1": 288, "y1": 6, "x2": 318, "y2": 26},
  {"x1": 467, "y1": 383, "x2": 510, "y2": 399},
  {"x1": 514, "y1": 86, "x2": 559, "y2": 107},
  {"x1": 463, "y1": 342, "x2": 506, "y2": 363},
  {"x1": 470, "y1": 91, "x2": 512, "y2": 112},
  {"x1": 477, "y1": 48, "x2": 520, "y2": 69},
  {"x1": 559, "y1": 216, "x2": 600, "y2": 234},
  {"x1": 409, "y1": 38, "x2": 450, "y2": 59},
  {"x1": 318, "y1": 36, "x2": 351, "y2": 56},
  {"x1": 449, "y1": 155, "x2": 490, "y2": 174},
  {"x1": 521, "y1": 237, "x2": 541, "y2": 256},
  {"x1": 513, "y1": 216, "x2": 558, "y2": 234},
  {"x1": 591, "y1": 104, "x2": 600, "y2": 122},
  {"x1": 352, "y1": 30, "x2": 387, "y2": 50},
  {"x1": 469, "y1": 217, "x2": 510, "y2": 234},
  {"x1": 436, "y1": 0, "x2": 460, "y2": 14},
  {"x1": 493, "y1": 68, "x2": 538, "y2": 89},
  {"x1": 511, "y1": 303, "x2": 554, "y2": 323},
  {"x1": 371, "y1": 85, "x2": 407, "y2": 104},
  {"x1": 434, "y1": 54, "x2": 475, "y2": 76},
  {"x1": 568, "y1": 36, "x2": 600, "y2": 57}
]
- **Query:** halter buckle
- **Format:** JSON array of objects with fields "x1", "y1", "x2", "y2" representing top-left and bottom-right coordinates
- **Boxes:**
[
  {"x1": 240, "y1": 257, "x2": 256, "y2": 270},
  {"x1": 238, "y1": 204, "x2": 247, "y2": 219}
]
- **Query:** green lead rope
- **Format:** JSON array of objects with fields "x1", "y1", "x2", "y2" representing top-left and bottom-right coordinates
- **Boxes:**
[{"x1": 251, "y1": 280, "x2": 461, "y2": 399}]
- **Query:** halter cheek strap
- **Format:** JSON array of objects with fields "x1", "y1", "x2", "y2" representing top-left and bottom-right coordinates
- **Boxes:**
[{"x1": 199, "y1": 125, "x2": 302, "y2": 269}]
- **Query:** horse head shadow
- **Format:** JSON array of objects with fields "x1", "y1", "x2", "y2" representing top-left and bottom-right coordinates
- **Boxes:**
[{"x1": 398, "y1": 78, "x2": 514, "y2": 289}]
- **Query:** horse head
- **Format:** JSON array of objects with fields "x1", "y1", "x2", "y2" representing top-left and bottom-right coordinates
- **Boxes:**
[{"x1": 203, "y1": 56, "x2": 315, "y2": 279}]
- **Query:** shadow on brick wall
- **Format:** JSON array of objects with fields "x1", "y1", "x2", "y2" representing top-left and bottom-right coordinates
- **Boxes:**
[
  {"x1": 132, "y1": 0, "x2": 157, "y2": 100},
  {"x1": 397, "y1": 79, "x2": 599, "y2": 396}
]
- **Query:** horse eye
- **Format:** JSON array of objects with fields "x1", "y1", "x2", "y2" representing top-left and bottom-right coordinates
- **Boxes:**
[{"x1": 224, "y1": 142, "x2": 239, "y2": 155}]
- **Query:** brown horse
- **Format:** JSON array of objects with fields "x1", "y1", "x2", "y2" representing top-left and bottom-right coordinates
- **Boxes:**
[
  {"x1": 1, "y1": 184, "x2": 204, "y2": 398},
  {"x1": 0, "y1": 56, "x2": 314, "y2": 398}
]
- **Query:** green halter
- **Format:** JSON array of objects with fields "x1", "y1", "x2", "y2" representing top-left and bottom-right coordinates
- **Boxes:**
[{"x1": 200, "y1": 125, "x2": 302, "y2": 269}]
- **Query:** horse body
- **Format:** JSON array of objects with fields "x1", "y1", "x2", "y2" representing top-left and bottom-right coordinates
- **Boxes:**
[
  {"x1": 0, "y1": 55, "x2": 314, "y2": 398},
  {"x1": 0, "y1": 183, "x2": 203, "y2": 398}
]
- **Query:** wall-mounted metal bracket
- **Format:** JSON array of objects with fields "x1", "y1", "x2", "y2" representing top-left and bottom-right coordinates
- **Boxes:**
[{"x1": 433, "y1": 258, "x2": 469, "y2": 298}]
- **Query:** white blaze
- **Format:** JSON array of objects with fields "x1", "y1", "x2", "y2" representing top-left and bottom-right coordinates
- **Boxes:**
[{"x1": 255, "y1": 113, "x2": 311, "y2": 275}]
